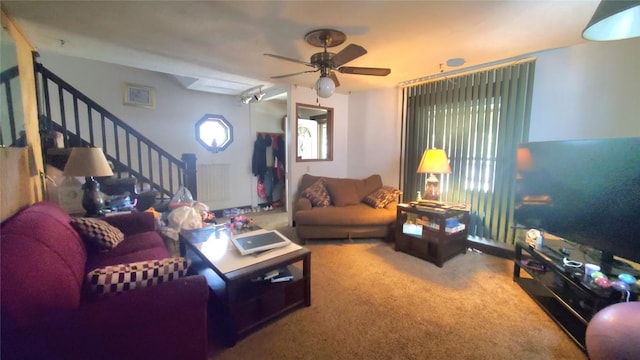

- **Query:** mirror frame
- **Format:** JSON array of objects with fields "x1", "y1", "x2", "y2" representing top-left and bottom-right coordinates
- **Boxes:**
[{"x1": 295, "y1": 103, "x2": 333, "y2": 162}]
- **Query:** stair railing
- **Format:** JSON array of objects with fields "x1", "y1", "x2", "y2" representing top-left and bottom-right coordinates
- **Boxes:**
[
  {"x1": 0, "y1": 65, "x2": 22, "y2": 147},
  {"x1": 34, "y1": 63, "x2": 197, "y2": 199}
]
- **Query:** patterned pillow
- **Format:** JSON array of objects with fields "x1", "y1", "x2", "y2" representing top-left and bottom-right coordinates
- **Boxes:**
[
  {"x1": 363, "y1": 186, "x2": 401, "y2": 209},
  {"x1": 301, "y1": 178, "x2": 331, "y2": 207},
  {"x1": 71, "y1": 217, "x2": 125, "y2": 251},
  {"x1": 86, "y1": 257, "x2": 191, "y2": 296}
]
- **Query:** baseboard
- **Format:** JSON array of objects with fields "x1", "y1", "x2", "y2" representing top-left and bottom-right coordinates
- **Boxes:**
[{"x1": 467, "y1": 236, "x2": 515, "y2": 260}]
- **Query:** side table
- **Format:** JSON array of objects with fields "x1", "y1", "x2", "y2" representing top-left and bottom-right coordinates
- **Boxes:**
[{"x1": 395, "y1": 203, "x2": 470, "y2": 267}]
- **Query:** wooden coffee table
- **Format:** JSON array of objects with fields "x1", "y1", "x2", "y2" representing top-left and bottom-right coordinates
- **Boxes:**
[{"x1": 179, "y1": 226, "x2": 311, "y2": 346}]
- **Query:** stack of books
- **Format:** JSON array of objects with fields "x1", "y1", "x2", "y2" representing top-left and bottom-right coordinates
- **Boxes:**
[{"x1": 415, "y1": 216, "x2": 466, "y2": 234}]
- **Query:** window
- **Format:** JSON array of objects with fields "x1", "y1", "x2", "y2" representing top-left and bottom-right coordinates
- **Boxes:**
[
  {"x1": 401, "y1": 60, "x2": 536, "y2": 244},
  {"x1": 195, "y1": 114, "x2": 233, "y2": 152}
]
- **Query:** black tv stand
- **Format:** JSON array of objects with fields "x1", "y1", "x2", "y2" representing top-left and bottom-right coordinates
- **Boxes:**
[
  {"x1": 513, "y1": 240, "x2": 639, "y2": 352},
  {"x1": 596, "y1": 252, "x2": 638, "y2": 276}
]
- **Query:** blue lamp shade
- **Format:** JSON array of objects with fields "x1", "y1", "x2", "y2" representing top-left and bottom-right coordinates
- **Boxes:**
[
  {"x1": 582, "y1": 0, "x2": 640, "y2": 41},
  {"x1": 315, "y1": 76, "x2": 335, "y2": 98}
]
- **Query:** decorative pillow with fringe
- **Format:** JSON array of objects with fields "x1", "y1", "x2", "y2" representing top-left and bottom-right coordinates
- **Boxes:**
[
  {"x1": 71, "y1": 217, "x2": 124, "y2": 251},
  {"x1": 363, "y1": 186, "x2": 401, "y2": 209},
  {"x1": 86, "y1": 257, "x2": 191, "y2": 296},
  {"x1": 301, "y1": 178, "x2": 331, "y2": 207}
]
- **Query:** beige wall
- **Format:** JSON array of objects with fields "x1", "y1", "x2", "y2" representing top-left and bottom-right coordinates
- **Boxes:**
[{"x1": 0, "y1": 8, "x2": 42, "y2": 221}]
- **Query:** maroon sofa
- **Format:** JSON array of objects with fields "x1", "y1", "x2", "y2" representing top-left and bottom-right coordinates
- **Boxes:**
[{"x1": 1, "y1": 202, "x2": 209, "y2": 360}]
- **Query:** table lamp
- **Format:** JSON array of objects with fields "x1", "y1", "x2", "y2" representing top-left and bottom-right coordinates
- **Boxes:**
[
  {"x1": 63, "y1": 147, "x2": 114, "y2": 217},
  {"x1": 417, "y1": 149, "x2": 451, "y2": 201}
]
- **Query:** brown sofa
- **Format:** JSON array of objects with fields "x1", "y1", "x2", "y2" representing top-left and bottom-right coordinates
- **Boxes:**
[{"x1": 294, "y1": 174, "x2": 398, "y2": 243}]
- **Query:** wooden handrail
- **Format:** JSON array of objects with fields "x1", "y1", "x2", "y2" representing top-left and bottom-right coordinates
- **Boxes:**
[{"x1": 32, "y1": 63, "x2": 197, "y2": 198}]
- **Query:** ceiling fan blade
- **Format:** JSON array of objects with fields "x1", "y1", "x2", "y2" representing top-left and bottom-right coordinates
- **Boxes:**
[
  {"x1": 331, "y1": 44, "x2": 367, "y2": 67},
  {"x1": 271, "y1": 69, "x2": 318, "y2": 79},
  {"x1": 329, "y1": 71, "x2": 340, "y2": 87},
  {"x1": 338, "y1": 66, "x2": 391, "y2": 76},
  {"x1": 264, "y1": 53, "x2": 314, "y2": 67}
]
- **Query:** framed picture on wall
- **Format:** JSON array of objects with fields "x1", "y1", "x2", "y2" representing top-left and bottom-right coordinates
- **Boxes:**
[{"x1": 122, "y1": 82, "x2": 155, "y2": 109}]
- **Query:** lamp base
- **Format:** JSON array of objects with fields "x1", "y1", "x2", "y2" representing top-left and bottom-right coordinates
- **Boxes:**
[
  {"x1": 423, "y1": 174, "x2": 440, "y2": 201},
  {"x1": 82, "y1": 176, "x2": 106, "y2": 217}
]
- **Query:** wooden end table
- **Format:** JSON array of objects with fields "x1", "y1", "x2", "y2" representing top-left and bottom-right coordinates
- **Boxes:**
[{"x1": 395, "y1": 203, "x2": 470, "y2": 267}]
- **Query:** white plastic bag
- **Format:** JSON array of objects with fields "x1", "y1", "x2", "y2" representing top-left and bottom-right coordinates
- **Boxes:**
[
  {"x1": 192, "y1": 201, "x2": 210, "y2": 216},
  {"x1": 167, "y1": 206, "x2": 202, "y2": 231},
  {"x1": 169, "y1": 185, "x2": 194, "y2": 209}
]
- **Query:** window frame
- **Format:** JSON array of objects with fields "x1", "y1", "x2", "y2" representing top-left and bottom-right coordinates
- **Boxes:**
[{"x1": 195, "y1": 114, "x2": 233, "y2": 152}]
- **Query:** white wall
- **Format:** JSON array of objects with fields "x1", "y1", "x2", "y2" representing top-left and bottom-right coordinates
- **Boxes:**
[
  {"x1": 287, "y1": 86, "x2": 350, "y2": 196},
  {"x1": 39, "y1": 51, "x2": 255, "y2": 211},
  {"x1": 38, "y1": 36, "x2": 640, "y2": 217},
  {"x1": 347, "y1": 87, "x2": 402, "y2": 187},
  {"x1": 529, "y1": 37, "x2": 640, "y2": 141},
  {"x1": 346, "y1": 37, "x2": 640, "y2": 191},
  {"x1": 284, "y1": 86, "x2": 349, "y2": 224}
]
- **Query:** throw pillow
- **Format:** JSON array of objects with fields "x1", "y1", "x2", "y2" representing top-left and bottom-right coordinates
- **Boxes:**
[
  {"x1": 359, "y1": 174, "x2": 384, "y2": 200},
  {"x1": 324, "y1": 180, "x2": 361, "y2": 207},
  {"x1": 86, "y1": 257, "x2": 192, "y2": 296},
  {"x1": 363, "y1": 186, "x2": 401, "y2": 209},
  {"x1": 70, "y1": 217, "x2": 125, "y2": 251},
  {"x1": 301, "y1": 178, "x2": 331, "y2": 207}
]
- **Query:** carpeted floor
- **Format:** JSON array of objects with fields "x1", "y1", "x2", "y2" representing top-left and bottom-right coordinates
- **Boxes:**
[{"x1": 207, "y1": 210, "x2": 587, "y2": 360}]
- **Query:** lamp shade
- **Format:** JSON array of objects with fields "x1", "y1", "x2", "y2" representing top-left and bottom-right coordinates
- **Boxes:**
[
  {"x1": 63, "y1": 147, "x2": 113, "y2": 177},
  {"x1": 316, "y1": 76, "x2": 335, "y2": 98},
  {"x1": 582, "y1": 0, "x2": 640, "y2": 41},
  {"x1": 417, "y1": 149, "x2": 451, "y2": 174},
  {"x1": 516, "y1": 147, "x2": 534, "y2": 171}
]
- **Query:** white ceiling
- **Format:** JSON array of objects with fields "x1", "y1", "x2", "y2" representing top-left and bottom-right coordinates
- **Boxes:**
[{"x1": 3, "y1": 0, "x2": 600, "y2": 96}]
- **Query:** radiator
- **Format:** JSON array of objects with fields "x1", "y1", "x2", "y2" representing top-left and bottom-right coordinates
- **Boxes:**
[{"x1": 197, "y1": 163, "x2": 231, "y2": 203}]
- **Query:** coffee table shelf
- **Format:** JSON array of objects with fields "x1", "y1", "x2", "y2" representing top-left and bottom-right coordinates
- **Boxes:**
[{"x1": 232, "y1": 265, "x2": 306, "y2": 334}]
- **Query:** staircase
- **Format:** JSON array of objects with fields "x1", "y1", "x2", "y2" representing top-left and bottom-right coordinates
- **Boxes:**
[{"x1": 2, "y1": 62, "x2": 198, "y2": 200}]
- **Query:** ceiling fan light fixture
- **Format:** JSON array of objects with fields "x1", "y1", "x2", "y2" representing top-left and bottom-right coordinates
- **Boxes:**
[
  {"x1": 582, "y1": 0, "x2": 640, "y2": 41},
  {"x1": 316, "y1": 76, "x2": 335, "y2": 98}
]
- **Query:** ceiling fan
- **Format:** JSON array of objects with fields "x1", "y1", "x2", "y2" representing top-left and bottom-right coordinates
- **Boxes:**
[{"x1": 264, "y1": 29, "x2": 391, "y2": 98}]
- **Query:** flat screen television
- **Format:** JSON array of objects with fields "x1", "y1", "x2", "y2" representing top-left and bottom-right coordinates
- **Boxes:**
[{"x1": 514, "y1": 137, "x2": 640, "y2": 271}]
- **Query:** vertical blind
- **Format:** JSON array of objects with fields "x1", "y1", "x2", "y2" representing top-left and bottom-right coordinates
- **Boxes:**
[{"x1": 401, "y1": 59, "x2": 536, "y2": 244}]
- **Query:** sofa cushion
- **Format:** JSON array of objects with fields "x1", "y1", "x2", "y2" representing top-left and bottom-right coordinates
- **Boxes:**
[
  {"x1": 301, "y1": 178, "x2": 331, "y2": 207},
  {"x1": 324, "y1": 179, "x2": 361, "y2": 207},
  {"x1": 86, "y1": 257, "x2": 191, "y2": 296},
  {"x1": 71, "y1": 217, "x2": 125, "y2": 251},
  {"x1": 295, "y1": 203, "x2": 396, "y2": 226},
  {"x1": 363, "y1": 186, "x2": 401, "y2": 209}
]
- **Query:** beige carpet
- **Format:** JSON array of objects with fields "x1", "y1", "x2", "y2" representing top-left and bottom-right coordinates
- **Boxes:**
[{"x1": 208, "y1": 211, "x2": 587, "y2": 360}]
